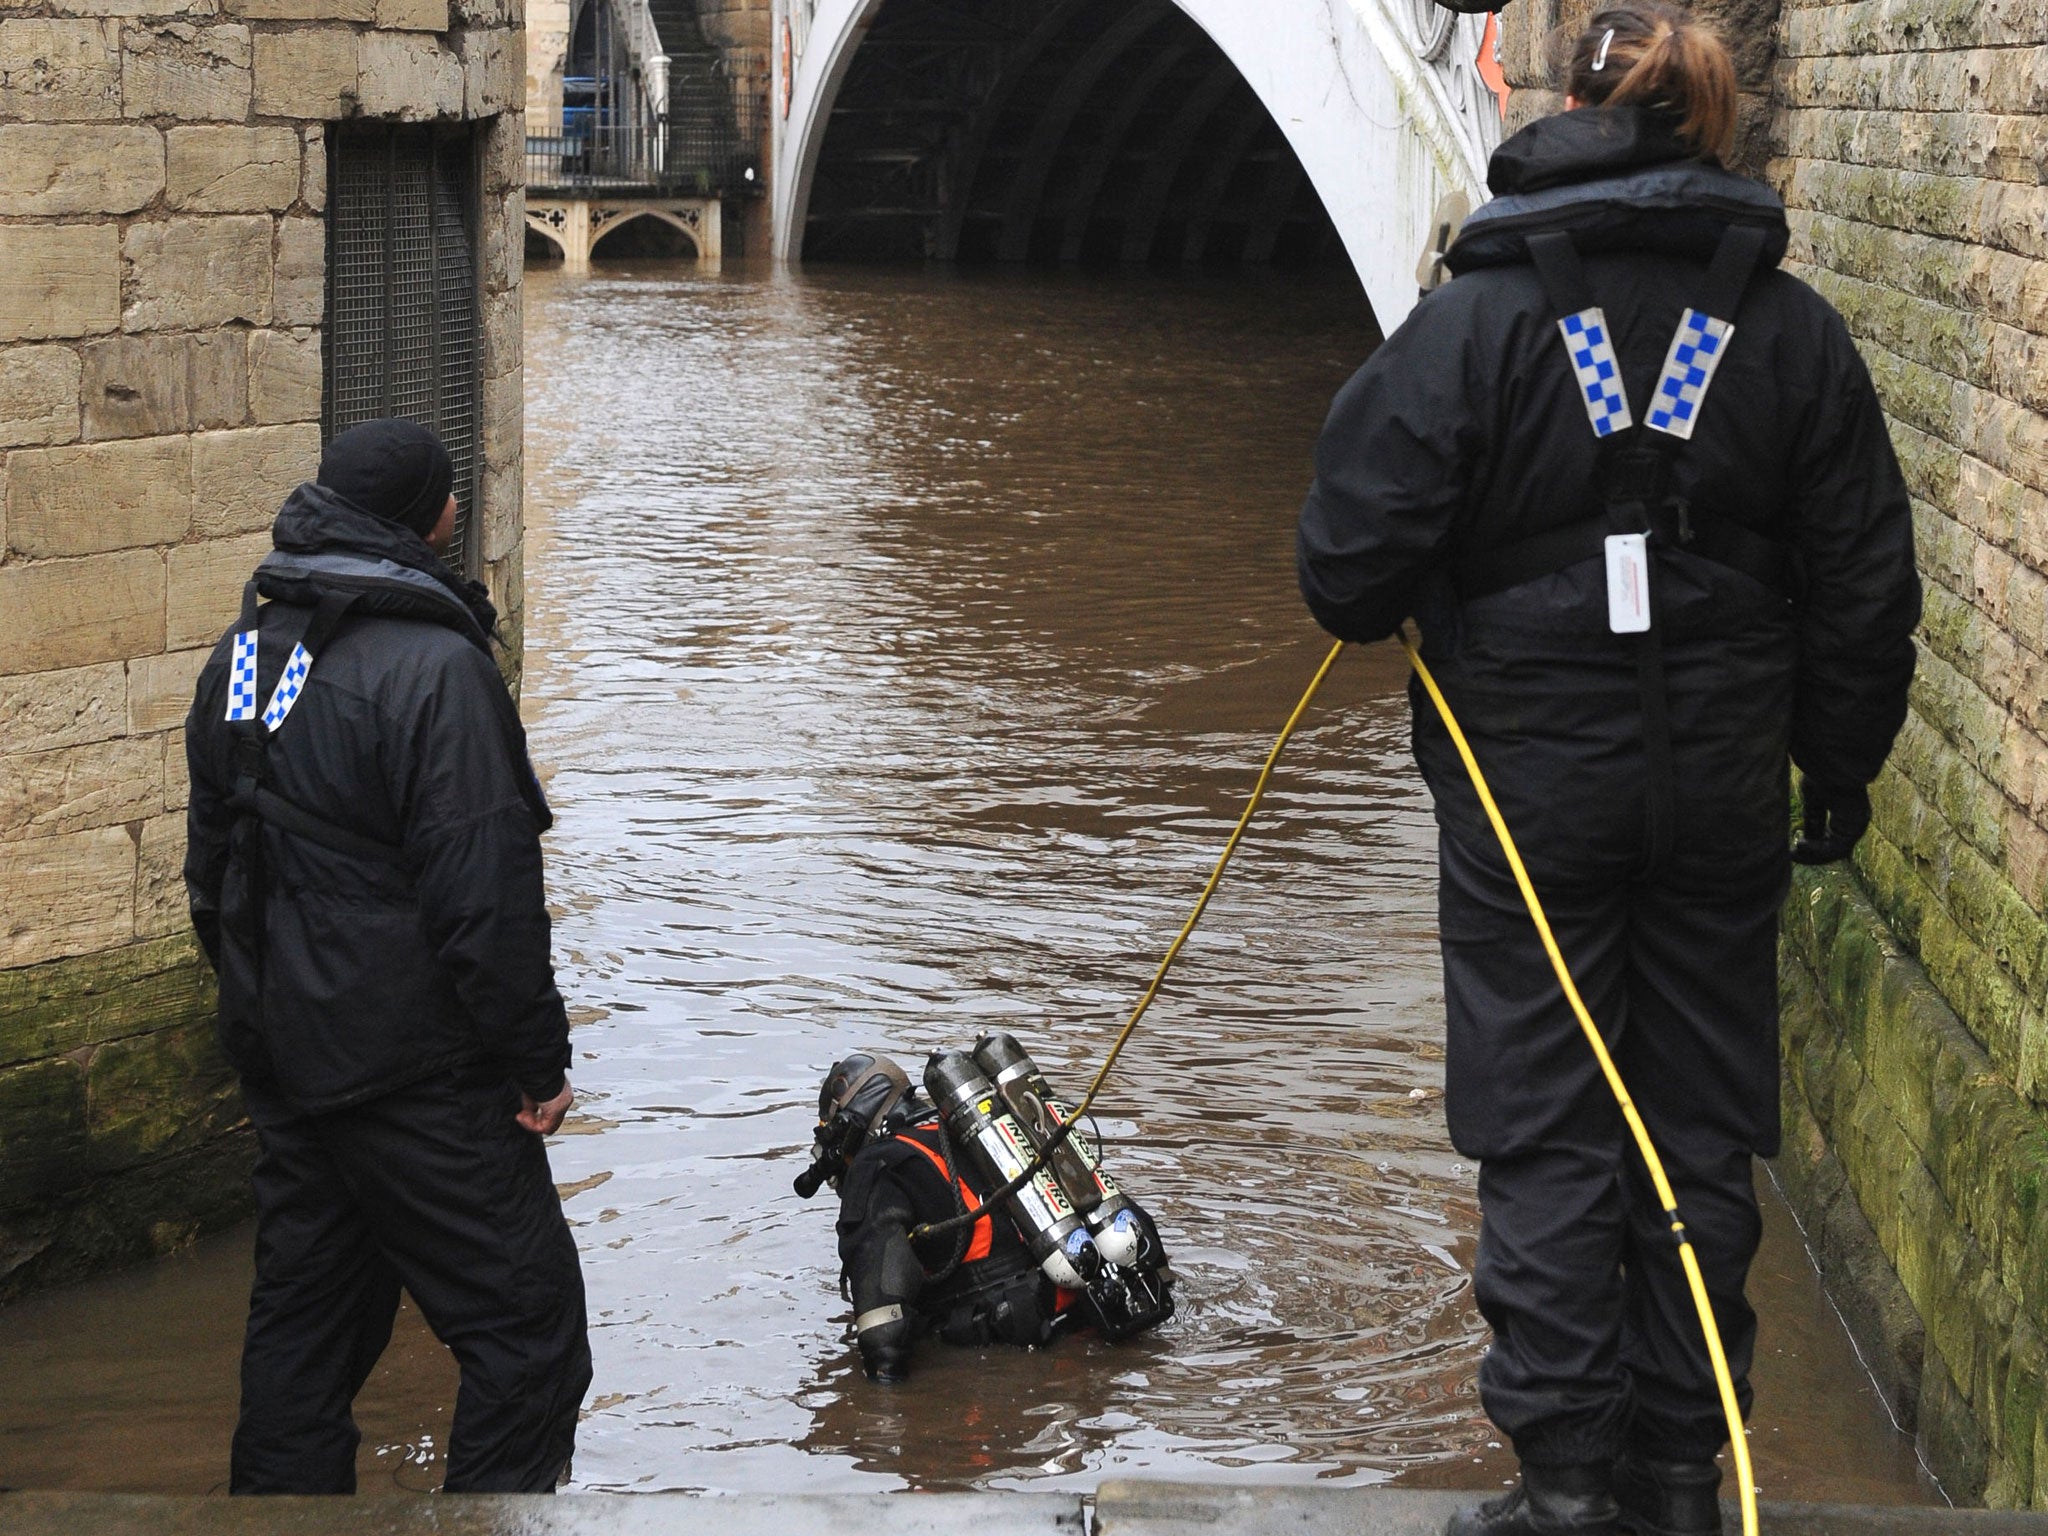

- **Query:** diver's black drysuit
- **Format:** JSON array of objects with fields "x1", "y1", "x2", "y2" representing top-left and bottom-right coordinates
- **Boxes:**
[
  {"x1": 1297, "y1": 108, "x2": 1920, "y2": 1466},
  {"x1": 837, "y1": 1112, "x2": 1087, "y2": 1381},
  {"x1": 185, "y1": 487, "x2": 590, "y2": 1493}
]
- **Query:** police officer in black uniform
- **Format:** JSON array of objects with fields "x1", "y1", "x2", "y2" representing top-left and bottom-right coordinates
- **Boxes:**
[
  {"x1": 1297, "y1": 7, "x2": 1919, "y2": 1534},
  {"x1": 804, "y1": 1052, "x2": 1169, "y2": 1382},
  {"x1": 185, "y1": 420, "x2": 591, "y2": 1494}
]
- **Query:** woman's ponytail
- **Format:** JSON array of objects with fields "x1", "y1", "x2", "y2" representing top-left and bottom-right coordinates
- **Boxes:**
[{"x1": 1566, "y1": 2, "x2": 1737, "y2": 163}]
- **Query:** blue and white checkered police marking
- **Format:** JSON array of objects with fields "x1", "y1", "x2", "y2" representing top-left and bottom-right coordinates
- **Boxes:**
[
  {"x1": 261, "y1": 642, "x2": 314, "y2": 733},
  {"x1": 226, "y1": 631, "x2": 260, "y2": 723},
  {"x1": 1645, "y1": 308, "x2": 1734, "y2": 441},
  {"x1": 1557, "y1": 309, "x2": 1633, "y2": 438}
]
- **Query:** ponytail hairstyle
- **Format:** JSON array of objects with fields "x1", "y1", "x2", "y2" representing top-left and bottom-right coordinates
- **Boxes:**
[{"x1": 1566, "y1": 1, "x2": 1738, "y2": 163}]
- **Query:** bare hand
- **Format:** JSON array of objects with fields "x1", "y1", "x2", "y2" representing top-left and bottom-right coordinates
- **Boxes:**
[{"x1": 517, "y1": 1079, "x2": 573, "y2": 1136}]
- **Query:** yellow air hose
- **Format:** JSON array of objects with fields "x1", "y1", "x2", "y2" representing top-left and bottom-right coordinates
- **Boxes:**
[
  {"x1": 909, "y1": 638, "x2": 1350, "y2": 1251},
  {"x1": 914, "y1": 632, "x2": 1759, "y2": 1536},
  {"x1": 1399, "y1": 628, "x2": 1759, "y2": 1536},
  {"x1": 1061, "y1": 637, "x2": 1349, "y2": 1118}
]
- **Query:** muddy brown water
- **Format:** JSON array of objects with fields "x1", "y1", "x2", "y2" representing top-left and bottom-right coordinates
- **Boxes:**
[{"x1": 0, "y1": 264, "x2": 1938, "y2": 1508}]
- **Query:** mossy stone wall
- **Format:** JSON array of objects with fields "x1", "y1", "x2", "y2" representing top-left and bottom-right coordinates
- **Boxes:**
[
  {"x1": 1769, "y1": 0, "x2": 2048, "y2": 1508},
  {"x1": 0, "y1": 934, "x2": 252, "y2": 1298},
  {"x1": 0, "y1": 0, "x2": 530, "y2": 1299}
]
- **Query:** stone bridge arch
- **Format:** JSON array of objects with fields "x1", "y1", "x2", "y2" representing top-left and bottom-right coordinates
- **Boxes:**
[
  {"x1": 525, "y1": 198, "x2": 723, "y2": 268},
  {"x1": 771, "y1": 0, "x2": 1504, "y2": 329}
]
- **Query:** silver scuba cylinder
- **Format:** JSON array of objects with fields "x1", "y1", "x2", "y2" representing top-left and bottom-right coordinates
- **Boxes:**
[
  {"x1": 972, "y1": 1032, "x2": 1143, "y2": 1268},
  {"x1": 923, "y1": 1050, "x2": 1093, "y2": 1289}
]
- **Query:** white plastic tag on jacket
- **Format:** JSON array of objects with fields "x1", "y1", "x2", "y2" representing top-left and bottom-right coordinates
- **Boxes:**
[
  {"x1": 1556, "y1": 302, "x2": 1740, "y2": 630},
  {"x1": 223, "y1": 632, "x2": 316, "y2": 734},
  {"x1": 1605, "y1": 533, "x2": 1651, "y2": 633}
]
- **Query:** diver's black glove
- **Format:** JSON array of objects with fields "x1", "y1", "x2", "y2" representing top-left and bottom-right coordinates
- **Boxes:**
[
  {"x1": 1792, "y1": 779, "x2": 1870, "y2": 865},
  {"x1": 857, "y1": 1305, "x2": 914, "y2": 1384}
]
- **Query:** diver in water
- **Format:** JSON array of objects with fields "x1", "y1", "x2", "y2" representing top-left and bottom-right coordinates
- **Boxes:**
[{"x1": 797, "y1": 1043, "x2": 1173, "y2": 1382}]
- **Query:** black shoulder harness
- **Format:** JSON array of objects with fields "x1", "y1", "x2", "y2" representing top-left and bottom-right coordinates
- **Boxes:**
[{"x1": 1457, "y1": 223, "x2": 1786, "y2": 602}]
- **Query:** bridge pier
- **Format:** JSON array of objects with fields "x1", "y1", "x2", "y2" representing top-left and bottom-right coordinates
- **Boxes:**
[{"x1": 525, "y1": 197, "x2": 724, "y2": 270}]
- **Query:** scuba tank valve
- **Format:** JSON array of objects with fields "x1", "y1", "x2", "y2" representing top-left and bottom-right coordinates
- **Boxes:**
[
  {"x1": 924, "y1": 1050, "x2": 1093, "y2": 1289},
  {"x1": 972, "y1": 1032, "x2": 1143, "y2": 1268}
]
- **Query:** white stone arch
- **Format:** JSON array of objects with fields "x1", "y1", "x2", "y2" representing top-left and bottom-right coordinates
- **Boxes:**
[
  {"x1": 587, "y1": 205, "x2": 705, "y2": 260},
  {"x1": 770, "y1": 0, "x2": 1501, "y2": 329},
  {"x1": 524, "y1": 211, "x2": 573, "y2": 262},
  {"x1": 524, "y1": 198, "x2": 721, "y2": 269}
]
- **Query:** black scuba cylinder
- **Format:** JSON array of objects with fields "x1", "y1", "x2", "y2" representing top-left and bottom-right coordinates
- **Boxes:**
[
  {"x1": 923, "y1": 1050, "x2": 1094, "y2": 1289},
  {"x1": 971, "y1": 1032, "x2": 1144, "y2": 1268}
]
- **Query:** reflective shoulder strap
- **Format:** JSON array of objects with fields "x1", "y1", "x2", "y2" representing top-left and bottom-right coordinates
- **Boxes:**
[
  {"x1": 260, "y1": 590, "x2": 357, "y2": 734},
  {"x1": 1644, "y1": 223, "x2": 1766, "y2": 441},
  {"x1": 225, "y1": 580, "x2": 263, "y2": 723},
  {"x1": 1529, "y1": 230, "x2": 1634, "y2": 439},
  {"x1": 223, "y1": 589, "x2": 407, "y2": 867}
]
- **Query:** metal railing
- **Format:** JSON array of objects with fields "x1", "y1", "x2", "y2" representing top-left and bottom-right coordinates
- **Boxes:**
[
  {"x1": 526, "y1": 84, "x2": 763, "y2": 197},
  {"x1": 527, "y1": 125, "x2": 671, "y2": 191}
]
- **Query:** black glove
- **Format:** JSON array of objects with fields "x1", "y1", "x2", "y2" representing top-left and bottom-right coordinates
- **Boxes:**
[
  {"x1": 857, "y1": 1307, "x2": 914, "y2": 1384},
  {"x1": 1792, "y1": 779, "x2": 1870, "y2": 865}
]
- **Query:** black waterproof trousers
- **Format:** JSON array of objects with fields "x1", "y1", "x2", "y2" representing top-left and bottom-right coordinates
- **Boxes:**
[
  {"x1": 231, "y1": 1068, "x2": 592, "y2": 1494},
  {"x1": 1438, "y1": 828, "x2": 1788, "y2": 1467}
]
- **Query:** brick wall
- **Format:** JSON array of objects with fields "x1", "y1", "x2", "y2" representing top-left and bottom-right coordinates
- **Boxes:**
[
  {"x1": 0, "y1": 0, "x2": 527, "y2": 1297},
  {"x1": 1501, "y1": 0, "x2": 2048, "y2": 1507}
]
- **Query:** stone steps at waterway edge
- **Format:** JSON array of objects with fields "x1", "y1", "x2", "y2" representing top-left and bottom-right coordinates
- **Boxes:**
[{"x1": 7, "y1": 1482, "x2": 2047, "y2": 1534}]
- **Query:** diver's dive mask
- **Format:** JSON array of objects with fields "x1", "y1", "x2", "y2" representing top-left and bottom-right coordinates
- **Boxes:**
[{"x1": 793, "y1": 1053, "x2": 911, "y2": 1199}]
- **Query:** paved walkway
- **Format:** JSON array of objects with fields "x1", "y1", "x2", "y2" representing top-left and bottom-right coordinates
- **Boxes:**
[{"x1": 10, "y1": 1481, "x2": 2048, "y2": 1533}]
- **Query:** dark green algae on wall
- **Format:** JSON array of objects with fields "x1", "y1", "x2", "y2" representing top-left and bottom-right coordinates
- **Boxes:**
[
  {"x1": 0, "y1": 933, "x2": 251, "y2": 1302},
  {"x1": 1778, "y1": 859, "x2": 2048, "y2": 1510}
]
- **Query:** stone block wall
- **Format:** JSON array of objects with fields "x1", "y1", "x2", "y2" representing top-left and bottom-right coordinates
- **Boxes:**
[
  {"x1": 0, "y1": 0, "x2": 527, "y2": 1298},
  {"x1": 525, "y1": 0, "x2": 567, "y2": 133},
  {"x1": 1501, "y1": 0, "x2": 2048, "y2": 1509},
  {"x1": 1768, "y1": 0, "x2": 2048, "y2": 1508}
]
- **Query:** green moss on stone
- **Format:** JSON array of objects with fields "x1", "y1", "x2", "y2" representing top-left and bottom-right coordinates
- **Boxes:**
[
  {"x1": 0, "y1": 930, "x2": 249, "y2": 1299},
  {"x1": 0, "y1": 1058, "x2": 90, "y2": 1209},
  {"x1": 1779, "y1": 861, "x2": 2048, "y2": 1504},
  {"x1": 85, "y1": 1021, "x2": 243, "y2": 1176},
  {"x1": 0, "y1": 935, "x2": 215, "y2": 1070}
]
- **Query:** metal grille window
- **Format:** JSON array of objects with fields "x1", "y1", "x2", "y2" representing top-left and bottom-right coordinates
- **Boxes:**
[{"x1": 323, "y1": 125, "x2": 484, "y2": 577}]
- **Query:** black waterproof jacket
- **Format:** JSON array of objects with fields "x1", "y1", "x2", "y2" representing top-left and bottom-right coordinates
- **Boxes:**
[
  {"x1": 1299, "y1": 108, "x2": 1920, "y2": 880},
  {"x1": 185, "y1": 485, "x2": 569, "y2": 1113},
  {"x1": 836, "y1": 1115, "x2": 1057, "y2": 1380}
]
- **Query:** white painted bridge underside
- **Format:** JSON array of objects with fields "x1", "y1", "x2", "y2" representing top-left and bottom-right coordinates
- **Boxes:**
[{"x1": 771, "y1": 0, "x2": 1502, "y2": 329}]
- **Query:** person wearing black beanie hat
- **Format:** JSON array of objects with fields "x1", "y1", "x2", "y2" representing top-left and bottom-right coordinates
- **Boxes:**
[
  {"x1": 183, "y1": 414, "x2": 589, "y2": 1495},
  {"x1": 317, "y1": 418, "x2": 458, "y2": 548}
]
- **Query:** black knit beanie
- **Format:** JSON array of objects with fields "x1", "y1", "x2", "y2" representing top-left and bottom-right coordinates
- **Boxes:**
[{"x1": 317, "y1": 419, "x2": 454, "y2": 538}]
